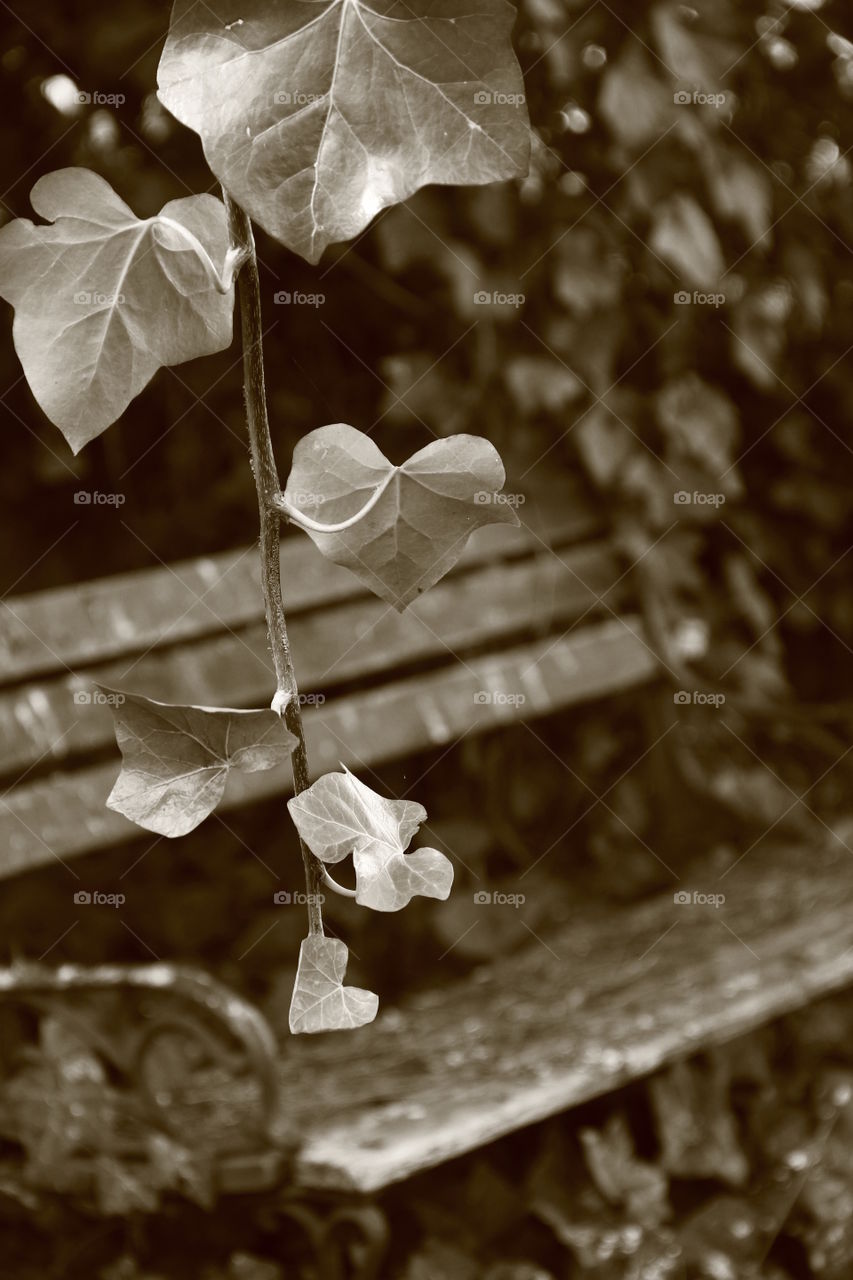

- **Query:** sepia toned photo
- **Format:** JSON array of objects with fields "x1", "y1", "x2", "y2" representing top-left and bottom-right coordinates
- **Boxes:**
[{"x1": 0, "y1": 1, "x2": 851, "y2": 1276}]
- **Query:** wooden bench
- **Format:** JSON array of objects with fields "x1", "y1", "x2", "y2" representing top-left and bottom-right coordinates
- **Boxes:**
[
  {"x1": 2, "y1": 476, "x2": 852, "y2": 1274},
  {"x1": 0, "y1": 478, "x2": 650, "y2": 873}
]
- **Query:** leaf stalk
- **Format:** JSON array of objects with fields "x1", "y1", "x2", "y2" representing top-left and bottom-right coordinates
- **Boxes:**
[
  {"x1": 272, "y1": 470, "x2": 395, "y2": 533},
  {"x1": 155, "y1": 215, "x2": 246, "y2": 293}
]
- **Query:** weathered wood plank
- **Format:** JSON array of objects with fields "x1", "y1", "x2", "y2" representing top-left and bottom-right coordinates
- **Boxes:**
[
  {"x1": 0, "y1": 485, "x2": 598, "y2": 684},
  {"x1": 281, "y1": 836, "x2": 853, "y2": 1193},
  {"x1": 0, "y1": 540, "x2": 624, "y2": 779},
  {"x1": 0, "y1": 617, "x2": 655, "y2": 877}
]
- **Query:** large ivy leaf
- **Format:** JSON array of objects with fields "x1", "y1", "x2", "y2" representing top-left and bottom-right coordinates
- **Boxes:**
[
  {"x1": 288, "y1": 768, "x2": 454, "y2": 911},
  {"x1": 284, "y1": 423, "x2": 519, "y2": 609},
  {"x1": 157, "y1": 0, "x2": 530, "y2": 263},
  {"x1": 0, "y1": 169, "x2": 234, "y2": 451},
  {"x1": 289, "y1": 935, "x2": 378, "y2": 1034},
  {"x1": 103, "y1": 690, "x2": 296, "y2": 837}
]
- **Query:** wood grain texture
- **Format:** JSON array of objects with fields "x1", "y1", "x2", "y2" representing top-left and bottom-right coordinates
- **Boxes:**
[
  {"x1": 0, "y1": 619, "x2": 656, "y2": 876},
  {"x1": 278, "y1": 836, "x2": 853, "y2": 1193},
  {"x1": 0, "y1": 484, "x2": 597, "y2": 684},
  {"x1": 0, "y1": 540, "x2": 626, "y2": 779}
]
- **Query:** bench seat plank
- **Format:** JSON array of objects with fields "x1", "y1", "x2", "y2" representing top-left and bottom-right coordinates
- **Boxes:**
[
  {"x1": 0, "y1": 617, "x2": 655, "y2": 876},
  {"x1": 281, "y1": 837, "x2": 853, "y2": 1193},
  {"x1": 0, "y1": 540, "x2": 626, "y2": 780},
  {"x1": 0, "y1": 486, "x2": 597, "y2": 684}
]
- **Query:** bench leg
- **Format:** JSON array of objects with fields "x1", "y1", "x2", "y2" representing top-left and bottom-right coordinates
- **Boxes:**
[
  {"x1": 271, "y1": 1197, "x2": 390, "y2": 1280},
  {"x1": 0, "y1": 960, "x2": 283, "y2": 1161}
]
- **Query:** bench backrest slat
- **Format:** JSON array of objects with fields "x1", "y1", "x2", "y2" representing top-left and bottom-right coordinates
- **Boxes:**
[
  {"x1": 0, "y1": 618, "x2": 655, "y2": 878},
  {"x1": 0, "y1": 485, "x2": 597, "y2": 684},
  {"x1": 0, "y1": 539, "x2": 623, "y2": 782}
]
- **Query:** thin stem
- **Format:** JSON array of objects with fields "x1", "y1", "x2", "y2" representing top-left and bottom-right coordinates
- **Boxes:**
[
  {"x1": 223, "y1": 190, "x2": 323, "y2": 937},
  {"x1": 273, "y1": 471, "x2": 394, "y2": 533}
]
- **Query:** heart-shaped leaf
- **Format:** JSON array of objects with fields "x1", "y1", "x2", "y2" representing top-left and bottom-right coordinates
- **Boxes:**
[
  {"x1": 0, "y1": 169, "x2": 234, "y2": 451},
  {"x1": 289, "y1": 935, "x2": 378, "y2": 1034},
  {"x1": 284, "y1": 424, "x2": 520, "y2": 609},
  {"x1": 288, "y1": 768, "x2": 454, "y2": 912},
  {"x1": 157, "y1": 0, "x2": 530, "y2": 263},
  {"x1": 103, "y1": 689, "x2": 296, "y2": 837}
]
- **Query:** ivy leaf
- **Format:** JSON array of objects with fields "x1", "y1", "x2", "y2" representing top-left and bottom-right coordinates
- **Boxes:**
[
  {"x1": 505, "y1": 354, "x2": 584, "y2": 414},
  {"x1": 0, "y1": 168, "x2": 234, "y2": 451},
  {"x1": 580, "y1": 1115, "x2": 670, "y2": 1229},
  {"x1": 598, "y1": 42, "x2": 674, "y2": 150},
  {"x1": 284, "y1": 423, "x2": 519, "y2": 609},
  {"x1": 648, "y1": 194, "x2": 724, "y2": 290},
  {"x1": 289, "y1": 935, "x2": 378, "y2": 1034},
  {"x1": 288, "y1": 768, "x2": 454, "y2": 911},
  {"x1": 103, "y1": 689, "x2": 296, "y2": 838},
  {"x1": 157, "y1": 0, "x2": 530, "y2": 264}
]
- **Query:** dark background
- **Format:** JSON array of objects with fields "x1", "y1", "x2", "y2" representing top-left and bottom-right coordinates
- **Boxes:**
[{"x1": 1, "y1": 1, "x2": 853, "y2": 1277}]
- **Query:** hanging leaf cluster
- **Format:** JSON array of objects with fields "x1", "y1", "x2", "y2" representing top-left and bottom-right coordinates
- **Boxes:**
[{"x1": 0, "y1": 0, "x2": 531, "y2": 1033}]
